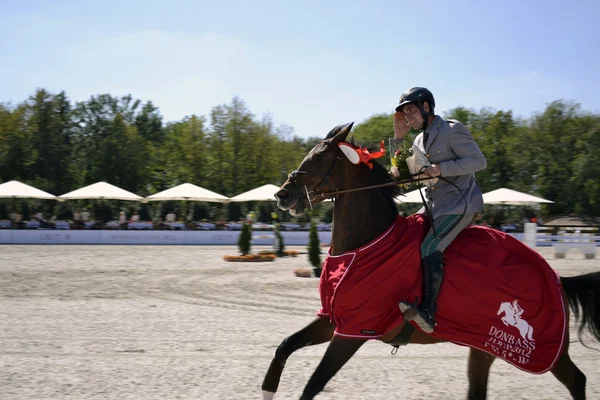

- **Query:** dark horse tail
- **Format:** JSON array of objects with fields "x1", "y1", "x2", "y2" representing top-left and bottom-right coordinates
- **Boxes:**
[{"x1": 562, "y1": 271, "x2": 600, "y2": 342}]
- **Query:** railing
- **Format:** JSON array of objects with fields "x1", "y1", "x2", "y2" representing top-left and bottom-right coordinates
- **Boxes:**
[{"x1": 509, "y1": 233, "x2": 600, "y2": 247}]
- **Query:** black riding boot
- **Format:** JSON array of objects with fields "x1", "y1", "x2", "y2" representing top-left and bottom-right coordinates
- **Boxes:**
[{"x1": 399, "y1": 251, "x2": 444, "y2": 333}]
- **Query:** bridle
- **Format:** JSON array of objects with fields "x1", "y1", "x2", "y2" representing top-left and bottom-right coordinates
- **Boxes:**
[
  {"x1": 287, "y1": 150, "x2": 345, "y2": 210},
  {"x1": 286, "y1": 141, "x2": 431, "y2": 209}
]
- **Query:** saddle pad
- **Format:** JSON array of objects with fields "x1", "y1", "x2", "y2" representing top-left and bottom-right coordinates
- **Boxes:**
[{"x1": 317, "y1": 215, "x2": 566, "y2": 374}]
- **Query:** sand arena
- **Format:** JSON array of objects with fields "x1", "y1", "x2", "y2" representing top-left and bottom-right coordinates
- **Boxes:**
[{"x1": 1, "y1": 245, "x2": 599, "y2": 399}]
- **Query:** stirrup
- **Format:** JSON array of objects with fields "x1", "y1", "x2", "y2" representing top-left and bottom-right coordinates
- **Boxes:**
[
  {"x1": 410, "y1": 309, "x2": 436, "y2": 334},
  {"x1": 399, "y1": 298, "x2": 436, "y2": 334},
  {"x1": 399, "y1": 298, "x2": 420, "y2": 322}
]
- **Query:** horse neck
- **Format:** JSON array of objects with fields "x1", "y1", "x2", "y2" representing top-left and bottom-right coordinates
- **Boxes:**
[{"x1": 330, "y1": 188, "x2": 397, "y2": 255}]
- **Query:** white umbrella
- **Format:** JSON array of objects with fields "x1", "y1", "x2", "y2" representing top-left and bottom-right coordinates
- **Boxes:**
[
  {"x1": 229, "y1": 184, "x2": 282, "y2": 202},
  {"x1": 394, "y1": 187, "x2": 427, "y2": 204},
  {"x1": 483, "y1": 188, "x2": 554, "y2": 205},
  {"x1": 58, "y1": 182, "x2": 143, "y2": 201},
  {"x1": 229, "y1": 184, "x2": 333, "y2": 202},
  {"x1": 0, "y1": 180, "x2": 57, "y2": 200},
  {"x1": 143, "y1": 183, "x2": 229, "y2": 203}
]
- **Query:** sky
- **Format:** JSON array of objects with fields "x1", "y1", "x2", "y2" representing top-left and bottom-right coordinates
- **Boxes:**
[{"x1": 1, "y1": 0, "x2": 599, "y2": 138}]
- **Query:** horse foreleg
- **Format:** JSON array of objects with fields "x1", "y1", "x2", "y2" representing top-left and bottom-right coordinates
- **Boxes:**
[
  {"x1": 262, "y1": 317, "x2": 335, "y2": 399},
  {"x1": 467, "y1": 348, "x2": 496, "y2": 400},
  {"x1": 300, "y1": 336, "x2": 365, "y2": 400}
]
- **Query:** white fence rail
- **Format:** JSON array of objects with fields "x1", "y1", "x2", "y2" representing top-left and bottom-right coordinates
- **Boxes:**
[
  {"x1": 1, "y1": 229, "x2": 600, "y2": 250},
  {"x1": 0, "y1": 230, "x2": 332, "y2": 246}
]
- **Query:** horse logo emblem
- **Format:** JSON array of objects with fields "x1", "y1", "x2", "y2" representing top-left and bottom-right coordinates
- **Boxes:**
[{"x1": 497, "y1": 300, "x2": 535, "y2": 341}]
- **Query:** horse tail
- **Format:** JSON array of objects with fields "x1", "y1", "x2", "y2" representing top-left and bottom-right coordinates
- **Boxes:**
[{"x1": 562, "y1": 271, "x2": 600, "y2": 342}]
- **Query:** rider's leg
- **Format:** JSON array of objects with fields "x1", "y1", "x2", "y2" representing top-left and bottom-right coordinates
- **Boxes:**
[{"x1": 400, "y1": 213, "x2": 475, "y2": 333}]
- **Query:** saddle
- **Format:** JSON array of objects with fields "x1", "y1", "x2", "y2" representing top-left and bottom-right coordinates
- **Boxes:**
[{"x1": 317, "y1": 215, "x2": 566, "y2": 374}]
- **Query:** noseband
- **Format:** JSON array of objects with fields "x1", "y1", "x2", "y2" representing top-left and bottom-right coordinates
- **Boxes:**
[{"x1": 287, "y1": 153, "x2": 344, "y2": 209}]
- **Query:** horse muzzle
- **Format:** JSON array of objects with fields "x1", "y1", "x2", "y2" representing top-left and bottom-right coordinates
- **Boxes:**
[{"x1": 275, "y1": 187, "x2": 306, "y2": 216}]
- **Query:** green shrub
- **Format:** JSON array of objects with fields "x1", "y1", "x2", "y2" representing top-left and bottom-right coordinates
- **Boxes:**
[
  {"x1": 274, "y1": 227, "x2": 285, "y2": 257},
  {"x1": 238, "y1": 222, "x2": 252, "y2": 255},
  {"x1": 308, "y1": 220, "x2": 322, "y2": 274}
]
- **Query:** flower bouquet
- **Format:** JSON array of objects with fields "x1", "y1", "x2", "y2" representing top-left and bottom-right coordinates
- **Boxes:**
[
  {"x1": 389, "y1": 139, "x2": 413, "y2": 180},
  {"x1": 388, "y1": 138, "x2": 437, "y2": 187}
]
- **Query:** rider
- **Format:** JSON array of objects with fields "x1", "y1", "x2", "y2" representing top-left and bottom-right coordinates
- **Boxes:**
[{"x1": 393, "y1": 87, "x2": 487, "y2": 333}]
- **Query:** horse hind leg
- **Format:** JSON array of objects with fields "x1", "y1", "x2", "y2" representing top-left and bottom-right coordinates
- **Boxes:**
[
  {"x1": 467, "y1": 348, "x2": 496, "y2": 400},
  {"x1": 550, "y1": 347, "x2": 586, "y2": 400}
]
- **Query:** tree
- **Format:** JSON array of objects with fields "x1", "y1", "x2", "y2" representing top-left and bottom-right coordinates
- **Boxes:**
[
  {"x1": 135, "y1": 101, "x2": 164, "y2": 143},
  {"x1": 274, "y1": 227, "x2": 285, "y2": 257},
  {"x1": 207, "y1": 105, "x2": 230, "y2": 195},
  {"x1": 473, "y1": 110, "x2": 517, "y2": 192},
  {"x1": 238, "y1": 222, "x2": 252, "y2": 255},
  {"x1": 4, "y1": 88, "x2": 600, "y2": 223},
  {"x1": 568, "y1": 115, "x2": 600, "y2": 215},
  {"x1": 351, "y1": 113, "x2": 418, "y2": 166},
  {"x1": 308, "y1": 220, "x2": 322, "y2": 276},
  {"x1": 0, "y1": 104, "x2": 36, "y2": 182},
  {"x1": 527, "y1": 101, "x2": 582, "y2": 215},
  {"x1": 351, "y1": 113, "x2": 393, "y2": 144},
  {"x1": 26, "y1": 90, "x2": 76, "y2": 195}
]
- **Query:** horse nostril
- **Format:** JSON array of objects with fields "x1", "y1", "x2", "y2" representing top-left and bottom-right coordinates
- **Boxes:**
[{"x1": 275, "y1": 189, "x2": 289, "y2": 200}]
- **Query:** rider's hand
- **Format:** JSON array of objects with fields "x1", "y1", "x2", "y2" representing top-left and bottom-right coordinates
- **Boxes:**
[
  {"x1": 393, "y1": 111, "x2": 411, "y2": 139},
  {"x1": 424, "y1": 164, "x2": 441, "y2": 177}
]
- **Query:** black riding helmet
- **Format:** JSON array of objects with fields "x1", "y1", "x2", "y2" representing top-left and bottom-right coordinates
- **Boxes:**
[{"x1": 395, "y1": 87, "x2": 435, "y2": 129}]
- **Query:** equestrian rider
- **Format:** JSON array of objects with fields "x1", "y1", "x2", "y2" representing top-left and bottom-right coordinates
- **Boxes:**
[{"x1": 393, "y1": 87, "x2": 487, "y2": 333}]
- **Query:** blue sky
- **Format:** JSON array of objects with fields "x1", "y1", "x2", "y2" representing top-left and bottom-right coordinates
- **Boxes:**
[{"x1": 1, "y1": 0, "x2": 599, "y2": 138}]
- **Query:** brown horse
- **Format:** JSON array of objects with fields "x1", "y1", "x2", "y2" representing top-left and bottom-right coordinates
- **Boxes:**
[{"x1": 264, "y1": 122, "x2": 600, "y2": 400}]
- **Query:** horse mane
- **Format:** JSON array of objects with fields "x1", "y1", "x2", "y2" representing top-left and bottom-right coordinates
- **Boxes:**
[{"x1": 366, "y1": 151, "x2": 403, "y2": 200}]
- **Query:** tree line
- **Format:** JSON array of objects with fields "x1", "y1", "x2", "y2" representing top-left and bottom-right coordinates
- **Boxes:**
[{"x1": 1, "y1": 89, "x2": 598, "y2": 222}]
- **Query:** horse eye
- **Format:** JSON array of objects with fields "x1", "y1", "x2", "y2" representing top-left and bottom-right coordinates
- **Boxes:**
[{"x1": 315, "y1": 154, "x2": 323, "y2": 161}]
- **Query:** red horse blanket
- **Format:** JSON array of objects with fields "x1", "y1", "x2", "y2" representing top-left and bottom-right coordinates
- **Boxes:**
[{"x1": 317, "y1": 215, "x2": 566, "y2": 374}]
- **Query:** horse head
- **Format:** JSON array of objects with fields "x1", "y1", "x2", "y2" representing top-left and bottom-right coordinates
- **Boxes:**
[
  {"x1": 497, "y1": 301, "x2": 512, "y2": 316},
  {"x1": 275, "y1": 122, "x2": 358, "y2": 216},
  {"x1": 275, "y1": 122, "x2": 402, "y2": 253}
]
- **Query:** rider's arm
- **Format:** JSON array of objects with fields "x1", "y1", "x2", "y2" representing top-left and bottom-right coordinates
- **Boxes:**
[{"x1": 438, "y1": 122, "x2": 487, "y2": 177}]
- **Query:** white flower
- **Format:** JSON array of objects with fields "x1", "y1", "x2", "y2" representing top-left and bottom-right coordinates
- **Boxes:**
[{"x1": 390, "y1": 166, "x2": 400, "y2": 178}]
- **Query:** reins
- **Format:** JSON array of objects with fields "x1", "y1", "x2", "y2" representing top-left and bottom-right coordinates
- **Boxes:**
[
  {"x1": 315, "y1": 175, "x2": 434, "y2": 200},
  {"x1": 303, "y1": 164, "x2": 469, "y2": 241},
  {"x1": 289, "y1": 143, "x2": 468, "y2": 241}
]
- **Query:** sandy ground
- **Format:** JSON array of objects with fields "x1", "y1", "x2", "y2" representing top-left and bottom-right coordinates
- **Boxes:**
[{"x1": 0, "y1": 245, "x2": 599, "y2": 400}]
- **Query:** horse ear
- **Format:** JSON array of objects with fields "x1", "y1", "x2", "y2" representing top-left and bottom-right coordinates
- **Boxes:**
[{"x1": 331, "y1": 122, "x2": 354, "y2": 143}]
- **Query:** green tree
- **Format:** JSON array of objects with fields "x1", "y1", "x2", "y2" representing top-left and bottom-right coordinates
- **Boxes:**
[
  {"x1": 567, "y1": 115, "x2": 600, "y2": 215},
  {"x1": 207, "y1": 105, "x2": 230, "y2": 195},
  {"x1": 308, "y1": 220, "x2": 322, "y2": 275},
  {"x1": 238, "y1": 222, "x2": 252, "y2": 255},
  {"x1": 351, "y1": 113, "x2": 393, "y2": 144},
  {"x1": 473, "y1": 110, "x2": 517, "y2": 192},
  {"x1": 5, "y1": 88, "x2": 600, "y2": 223},
  {"x1": 527, "y1": 101, "x2": 582, "y2": 215},
  {"x1": 135, "y1": 101, "x2": 164, "y2": 144},
  {"x1": 274, "y1": 227, "x2": 285, "y2": 257},
  {"x1": 351, "y1": 113, "x2": 417, "y2": 165},
  {"x1": 0, "y1": 104, "x2": 36, "y2": 182},
  {"x1": 27, "y1": 90, "x2": 76, "y2": 194},
  {"x1": 72, "y1": 94, "x2": 145, "y2": 188}
]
